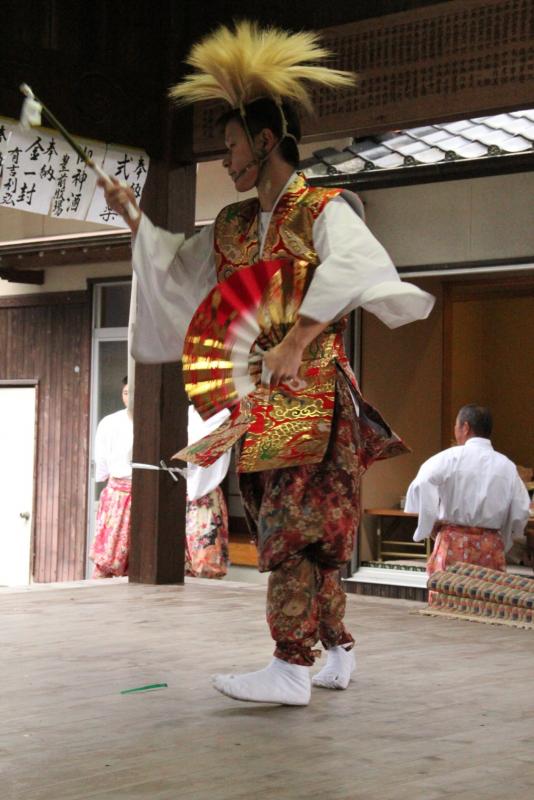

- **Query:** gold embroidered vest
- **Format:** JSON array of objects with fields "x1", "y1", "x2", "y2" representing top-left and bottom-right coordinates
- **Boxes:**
[
  {"x1": 211, "y1": 172, "x2": 353, "y2": 473},
  {"x1": 176, "y1": 173, "x2": 410, "y2": 473}
]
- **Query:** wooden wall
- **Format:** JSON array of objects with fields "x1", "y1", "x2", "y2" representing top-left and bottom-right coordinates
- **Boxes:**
[
  {"x1": 359, "y1": 277, "x2": 443, "y2": 562},
  {"x1": 0, "y1": 291, "x2": 91, "y2": 582},
  {"x1": 445, "y1": 279, "x2": 534, "y2": 465},
  {"x1": 193, "y1": 0, "x2": 534, "y2": 156},
  {"x1": 0, "y1": 1, "x2": 446, "y2": 159}
]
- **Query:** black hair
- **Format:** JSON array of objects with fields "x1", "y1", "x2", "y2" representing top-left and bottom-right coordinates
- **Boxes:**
[
  {"x1": 457, "y1": 404, "x2": 492, "y2": 438},
  {"x1": 122, "y1": 375, "x2": 128, "y2": 386},
  {"x1": 218, "y1": 98, "x2": 301, "y2": 168}
]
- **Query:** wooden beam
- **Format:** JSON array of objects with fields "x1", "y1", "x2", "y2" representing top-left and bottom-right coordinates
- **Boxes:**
[
  {"x1": 129, "y1": 160, "x2": 196, "y2": 585},
  {"x1": 444, "y1": 272, "x2": 534, "y2": 300},
  {"x1": 0, "y1": 290, "x2": 88, "y2": 308},
  {"x1": 129, "y1": 361, "x2": 188, "y2": 583},
  {"x1": 397, "y1": 257, "x2": 534, "y2": 277},
  {"x1": 0, "y1": 231, "x2": 131, "y2": 271},
  {"x1": 0, "y1": 268, "x2": 44, "y2": 284}
]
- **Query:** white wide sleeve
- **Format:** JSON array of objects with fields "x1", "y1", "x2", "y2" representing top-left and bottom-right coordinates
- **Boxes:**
[
  {"x1": 130, "y1": 214, "x2": 218, "y2": 363},
  {"x1": 500, "y1": 474, "x2": 531, "y2": 551},
  {"x1": 405, "y1": 452, "x2": 447, "y2": 541},
  {"x1": 186, "y1": 406, "x2": 231, "y2": 501},
  {"x1": 299, "y1": 196, "x2": 435, "y2": 328},
  {"x1": 94, "y1": 418, "x2": 110, "y2": 483}
]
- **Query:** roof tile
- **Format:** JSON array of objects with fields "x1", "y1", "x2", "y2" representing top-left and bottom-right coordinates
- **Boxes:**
[{"x1": 303, "y1": 109, "x2": 534, "y2": 178}]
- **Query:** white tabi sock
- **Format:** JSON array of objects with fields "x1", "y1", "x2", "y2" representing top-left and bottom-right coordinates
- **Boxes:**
[
  {"x1": 311, "y1": 645, "x2": 356, "y2": 690},
  {"x1": 212, "y1": 657, "x2": 311, "y2": 706}
]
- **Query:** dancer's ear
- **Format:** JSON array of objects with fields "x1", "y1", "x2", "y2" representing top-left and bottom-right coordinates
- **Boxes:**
[{"x1": 255, "y1": 128, "x2": 277, "y2": 159}]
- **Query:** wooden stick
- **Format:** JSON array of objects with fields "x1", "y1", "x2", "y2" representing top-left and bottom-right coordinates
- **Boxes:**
[{"x1": 19, "y1": 84, "x2": 139, "y2": 221}]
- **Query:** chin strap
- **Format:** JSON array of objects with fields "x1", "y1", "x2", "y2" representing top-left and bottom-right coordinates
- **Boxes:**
[
  {"x1": 274, "y1": 99, "x2": 298, "y2": 146},
  {"x1": 237, "y1": 98, "x2": 298, "y2": 188}
]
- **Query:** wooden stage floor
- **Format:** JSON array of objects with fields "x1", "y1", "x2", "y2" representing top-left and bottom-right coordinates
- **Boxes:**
[{"x1": 3, "y1": 578, "x2": 534, "y2": 800}]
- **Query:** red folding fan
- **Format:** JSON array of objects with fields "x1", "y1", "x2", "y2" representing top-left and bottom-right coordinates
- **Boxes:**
[{"x1": 182, "y1": 257, "x2": 311, "y2": 420}]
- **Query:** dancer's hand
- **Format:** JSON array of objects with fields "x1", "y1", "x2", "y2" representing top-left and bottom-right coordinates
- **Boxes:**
[
  {"x1": 263, "y1": 338, "x2": 304, "y2": 387},
  {"x1": 97, "y1": 176, "x2": 141, "y2": 233},
  {"x1": 263, "y1": 315, "x2": 332, "y2": 388}
]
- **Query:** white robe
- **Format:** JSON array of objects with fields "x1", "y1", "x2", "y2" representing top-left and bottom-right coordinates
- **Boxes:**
[
  {"x1": 405, "y1": 437, "x2": 530, "y2": 552},
  {"x1": 129, "y1": 173, "x2": 435, "y2": 364},
  {"x1": 94, "y1": 408, "x2": 133, "y2": 482},
  {"x1": 186, "y1": 406, "x2": 230, "y2": 501},
  {"x1": 127, "y1": 175, "x2": 435, "y2": 495}
]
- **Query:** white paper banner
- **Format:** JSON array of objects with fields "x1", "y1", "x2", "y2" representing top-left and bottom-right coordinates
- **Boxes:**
[
  {"x1": 49, "y1": 140, "x2": 106, "y2": 220},
  {"x1": 0, "y1": 122, "x2": 12, "y2": 181},
  {"x1": 0, "y1": 117, "x2": 149, "y2": 226},
  {"x1": 0, "y1": 127, "x2": 67, "y2": 214},
  {"x1": 85, "y1": 146, "x2": 149, "y2": 226}
]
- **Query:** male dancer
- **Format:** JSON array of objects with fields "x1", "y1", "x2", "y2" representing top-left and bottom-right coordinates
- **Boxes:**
[{"x1": 101, "y1": 21, "x2": 434, "y2": 705}]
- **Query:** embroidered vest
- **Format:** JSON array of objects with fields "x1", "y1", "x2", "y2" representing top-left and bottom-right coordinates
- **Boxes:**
[
  {"x1": 214, "y1": 173, "x2": 341, "y2": 279},
  {"x1": 211, "y1": 173, "x2": 352, "y2": 472},
  {"x1": 176, "y1": 173, "x2": 408, "y2": 473}
]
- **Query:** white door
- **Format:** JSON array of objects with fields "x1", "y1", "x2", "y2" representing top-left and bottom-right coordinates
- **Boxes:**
[{"x1": 0, "y1": 387, "x2": 36, "y2": 586}]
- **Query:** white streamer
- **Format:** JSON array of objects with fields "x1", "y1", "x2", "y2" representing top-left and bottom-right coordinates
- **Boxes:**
[{"x1": 131, "y1": 460, "x2": 189, "y2": 483}]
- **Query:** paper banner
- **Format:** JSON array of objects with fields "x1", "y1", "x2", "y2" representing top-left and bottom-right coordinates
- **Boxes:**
[
  {"x1": 85, "y1": 146, "x2": 149, "y2": 226},
  {"x1": 0, "y1": 127, "x2": 67, "y2": 214},
  {"x1": 49, "y1": 140, "x2": 106, "y2": 220},
  {"x1": 0, "y1": 117, "x2": 149, "y2": 226},
  {"x1": 0, "y1": 122, "x2": 12, "y2": 180}
]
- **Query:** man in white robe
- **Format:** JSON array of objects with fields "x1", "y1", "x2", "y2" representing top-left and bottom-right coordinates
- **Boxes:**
[
  {"x1": 405, "y1": 404, "x2": 530, "y2": 575},
  {"x1": 90, "y1": 378, "x2": 133, "y2": 577}
]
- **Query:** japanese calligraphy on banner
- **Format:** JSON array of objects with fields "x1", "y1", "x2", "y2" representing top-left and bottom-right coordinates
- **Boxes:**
[
  {"x1": 0, "y1": 122, "x2": 12, "y2": 179},
  {"x1": 1, "y1": 128, "x2": 70, "y2": 214},
  {"x1": 85, "y1": 146, "x2": 148, "y2": 225},
  {"x1": 50, "y1": 140, "x2": 106, "y2": 220},
  {"x1": 0, "y1": 118, "x2": 149, "y2": 227}
]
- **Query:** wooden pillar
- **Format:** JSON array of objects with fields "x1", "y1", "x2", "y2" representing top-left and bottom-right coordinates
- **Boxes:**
[{"x1": 129, "y1": 159, "x2": 196, "y2": 584}]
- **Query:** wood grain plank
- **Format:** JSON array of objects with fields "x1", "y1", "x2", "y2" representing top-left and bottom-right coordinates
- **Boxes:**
[
  {"x1": 2, "y1": 580, "x2": 534, "y2": 800},
  {"x1": 0, "y1": 295, "x2": 91, "y2": 583}
]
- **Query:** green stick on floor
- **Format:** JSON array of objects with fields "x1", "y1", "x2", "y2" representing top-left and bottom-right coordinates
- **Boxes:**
[{"x1": 120, "y1": 683, "x2": 168, "y2": 694}]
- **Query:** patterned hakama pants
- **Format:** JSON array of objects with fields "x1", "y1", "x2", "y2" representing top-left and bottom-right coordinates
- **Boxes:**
[
  {"x1": 239, "y1": 372, "x2": 404, "y2": 665},
  {"x1": 427, "y1": 522, "x2": 506, "y2": 577},
  {"x1": 90, "y1": 477, "x2": 131, "y2": 578},
  {"x1": 185, "y1": 486, "x2": 229, "y2": 579}
]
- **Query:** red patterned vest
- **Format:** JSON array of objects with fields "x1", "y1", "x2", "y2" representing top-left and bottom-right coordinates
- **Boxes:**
[{"x1": 212, "y1": 172, "x2": 355, "y2": 473}]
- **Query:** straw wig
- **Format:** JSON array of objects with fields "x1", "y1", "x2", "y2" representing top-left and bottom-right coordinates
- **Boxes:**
[{"x1": 169, "y1": 20, "x2": 355, "y2": 113}]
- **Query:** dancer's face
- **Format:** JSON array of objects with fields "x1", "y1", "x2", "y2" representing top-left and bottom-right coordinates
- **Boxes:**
[{"x1": 223, "y1": 119, "x2": 260, "y2": 192}]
